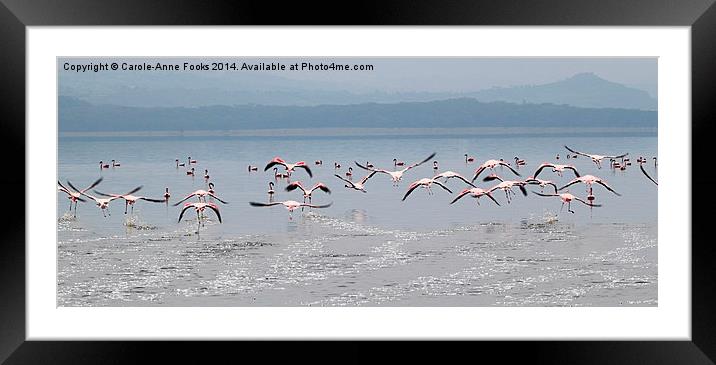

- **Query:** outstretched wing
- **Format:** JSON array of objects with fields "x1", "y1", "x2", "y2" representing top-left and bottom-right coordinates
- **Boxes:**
[
  {"x1": 558, "y1": 179, "x2": 580, "y2": 191},
  {"x1": 564, "y1": 145, "x2": 592, "y2": 158},
  {"x1": 640, "y1": 164, "x2": 658, "y2": 186},
  {"x1": 532, "y1": 163, "x2": 552, "y2": 179},
  {"x1": 433, "y1": 180, "x2": 453, "y2": 194},
  {"x1": 93, "y1": 190, "x2": 120, "y2": 198},
  {"x1": 471, "y1": 165, "x2": 487, "y2": 183},
  {"x1": 359, "y1": 171, "x2": 378, "y2": 185},
  {"x1": 294, "y1": 164, "x2": 313, "y2": 178},
  {"x1": 532, "y1": 191, "x2": 560, "y2": 198},
  {"x1": 485, "y1": 192, "x2": 501, "y2": 206},
  {"x1": 172, "y1": 193, "x2": 197, "y2": 206},
  {"x1": 450, "y1": 174, "x2": 476, "y2": 188},
  {"x1": 483, "y1": 174, "x2": 502, "y2": 182},
  {"x1": 596, "y1": 180, "x2": 621, "y2": 196},
  {"x1": 249, "y1": 201, "x2": 283, "y2": 207},
  {"x1": 449, "y1": 189, "x2": 471, "y2": 204},
  {"x1": 177, "y1": 205, "x2": 193, "y2": 223},
  {"x1": 139, "y1": 197, "x2": 166, "y2": 203},
  {"x1": 124, "y1": 186, "x2": 143, "y2": 196},
  {"x1": 302, "y1": 202, "x2": 332, "y2": 209},
  {"x1": 404, "y1": 152, "x2": 437, "y2": 171},
  {"x1": 401, "y1": 182, "x2": 422, "y2": 201},
  {"x1": 354, "y1": 161, "x2": 390, "y2": 175},
  {"x1": 207, "y1": 193, "x2": 229, "y2": 204},
  {"x1": 285, "y1": 182, "x2": 307, "y2": 193},
  {"x1": 517, "y1": 184, "x2": 528, "y2": 196},
  {"x1": 313, "y1": 183, "x2": 331, "y2": 194},
  {"x1": 574, "y1": 196, "x2": 602, "y2": 207},
  {"x1": 334, "y1": 174, "x2": 356, "y2": 188},
  {"x1": 499, "y1": 161, "x2": 521, "y2": 177},
  {"x1": 564, "y1": 165, "x2": 581, "y2": 177},
  {"x1": 264, "y1": 158, "x2": 287, "y2": 171},
  {"x1": 546, "y1": 182, "x2": 559, "y2": 194},
  {"x1": 206, "y1": 204, "x2": 223, "y2": 223},
  {"x1": 68, "y1": 181, "x2": 97, "y2": 201},
  {"x1": 604, "y1": 152, "x2": 629, "y2": 159}
]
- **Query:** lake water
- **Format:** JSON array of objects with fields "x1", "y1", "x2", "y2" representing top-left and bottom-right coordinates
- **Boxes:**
[{"x1": 57, "y1": 130, "x2": 658, "y2": 306}]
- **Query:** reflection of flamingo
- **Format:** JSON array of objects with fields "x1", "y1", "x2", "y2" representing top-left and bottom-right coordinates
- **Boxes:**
[
  {"x1": 335, "y1": 171, "x2": 378, "y2": 193},
  {"x1": 450, "y1": 187, "x2": 500, "y2": 206},
  {"x1": 178, "y1": 202, "x2": 222, "y2": 231},
  {"x1": 58, "y1": 178, "x2": 103, "y2": 217},
  {"x1": 533, "y1": 191, "x2": 601, "y2": 214},
  {"x1": 248, "y1": 165, "x2": 258, "y2": 172},
  {"x1": 249, "y1": 200, "x2": 332, "y2": 219},
  {"x1": 264, "y1": 157, "x2": 313, "y2": 177},
  {"x1": 285, "y1": 181, "x2": 331, "y2": 203},
  {"x1": 402, "y1": 178, "x2": 452, "y2": 201},
  {"x1": 355, "y1": 152, "x2": 436, "y2": 186},
  {"x1": 564, "y1": 146, "x2": 628, "y2": 169},
  {"x1": 69, "y1": 181, "x2": 124, "y2": 217},
  {"x1": 558, "y1": 175, "x2": 621, "y2": 196},
  {"x1": 471, "y1": 159, "x2": 520, "y2": 182},
  {"x1": 95, "y1": 187, "x2": 165, "y2": 214}
]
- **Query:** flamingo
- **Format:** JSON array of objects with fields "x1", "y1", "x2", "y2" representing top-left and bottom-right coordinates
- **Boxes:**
[
  {"x1": 94, "y1": 186, "x2": 165, "y2": 214},
  {"x1": 464, "y1": 154, "x2": 475, "y2": 163},
  {"x1": 432, "y1": 171, "x2": 476, "y2": 187},
  {"x1": 433, "y1": 161, "x2": 439, "y2": 171},
  {"x1": 272, "y1": 167, "x2": 289, "y2": 179},
  {"x1": 532, "y1": 163, "x2": 580, "y2": 178},
  {"x1": 285, "y1": 181, "x2": 331, "y2": 203},
  {"x1": 178, "y1": 202, "x2": 222, "y2": 231},
  {"x1": 111, "y1": 159, "x2": 121, "y2": 168},
  {"x1": 639, "y1": 163, "x2": 658, "y2": 186},
  {"x1": 334, "y1": 171, "x2": 378, "y2": 193},
  {"x1": 482, "y1": 174, "x2": 528, "y2": 204},
  {"x1": 514, "y1": 157, "x2": 526, "y2": 167},
  {"x1": 564, "y1": 146, "x2": 628, "y2": 169},
  {"x1": 99, "y1": 161, "x2": 109, "y2": 169},
  {"x1": 556, "y1": 154, "x2": 560, "y2": 160},
  {"x1": 173, "y1": 189, "x2": 228, "y2": 206},
  {"x1": 176, "y1": 159, "x2": 185, "y2": 168},
  {"x1": 164, "y1": 187, "x2": 171, "y2": 202},
  {"x1": 653, "y1": 157, "x2": 658, "y2": 167},
  {"x1": 558, "y1": 175, "x2": 621, "y2": 196},
  {"x1": 188, "y1": 156, "x2": 197, "y2": 165},
  {"x1": 470, "y1": 159, "x2": 520, "y2": 183},
  {"x1": 393, "y1": 158, "x2": 405, "y2": 167},
  {"x1": 533, "y1": 191, "x2": 601, "y2": 214},
  {"x1": 402, "y1": 178, "x2": 452, "y2": 201},
  {"x1": 249, "y1": 200, "x2": 332, "y2": 219},
  {"x1": 204, "y1": 169, "x2": 210, "y2": 180},
  {"x1": 450, "y1": 187, "x2": 501, "y2": 206},
  {"x1": 345, "y1": 167, "x2": 353, "y2": 178},
  {"x1": 248, "y1": 165, "x2": 258, "y2": 172},
  {"x1": 264, "y1": 157, "x2": 313, "y2": 178},
  {"x1": 58, "y1": 178, "x2": 103, "y2": 217},
  {"x1": 524, "y1": 177, "x2": 558, "y2": 194},
  {"x1": 355, "y1": 152, "x2": 436, "y2": 186},
  {"x1": 186, "y1": 167, "x2": 195, "y2": 176},
  {"x1": 69, "y1": 181, "x2": 124, "y2": 217}
]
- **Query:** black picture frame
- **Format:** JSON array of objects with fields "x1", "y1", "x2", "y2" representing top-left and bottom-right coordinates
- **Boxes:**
[{"x1": 2, "y1": 0, "x2": 713, "y2": 363}]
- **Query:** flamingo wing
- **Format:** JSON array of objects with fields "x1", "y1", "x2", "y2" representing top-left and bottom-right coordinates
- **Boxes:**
[
  {"x1": 433, "y1": 180, "x2": 453, "y2": 194},
  {"x1": 172, "y1": 193, "x2": 197, "y2": 206},
  {"x1": 314, "y1": 183, "x2": 331, "y2": 194},
  {"x1": 605, "y1": 152, "x2": 629, "y2": 159},
  {"x1": 483, "y1": 174, "x2": 502, "y2": 182},
  {"x1": 93, "y1": 190, "x2": 120, "y2": 198},
  {"x1": 500, "y1": 162, "x2": 521, "y2": 177},
  {"x1": 285, "y1": 182, "x2": 306, "y2": 193},
  {"x1": 532, "y1": 164, "x2": 552, "y2": 179},
  {"x1": 359, "y1": 171, "x2": 378, "y2": 185},
  {"x1": 564, "y1": 165, "x2": 581, "y2": 177},
  {"x1": 485, "y1": 192, "x2": 501, "y2": 206},
  {"x1": 532, "y1": 191, "x2": 560, "y2": 198},
  {"x1": 564, "y1": 145, "x2": 592, "y2": 158},
  {"x1": 82, "y1": 177, "x2": 104, "y2": 192},
  {"x1": 640, "y1": 164, "x2": 658, "y2": 185},
  {"x1": 264, "y1": 159, "x2": 287, "y2": 171},
  {"x1": 546, "y1": 182, "x2": 559, "y2": 194},
  {"x1": 249, "y1": 201, "x2": 283, "y2": 207},
  {"x1": 596, "y1": 180, "x2": 621, "y2": 196},
  {"x1": 449, "y1": 189, "x2": 471, "y2": 204},
  {"x1": 573, "y1": 196, "x2": 602, "y2": 207},
  {"x1": 177, "y1": 205, "x2": 194, "y2": 223},
  {"x1": 558, "y1": 179, "x2": 580, "y2": 191},
  {"x1": 124, "y1": 186, "x2": 143, "y2": 196},
  {"x1": 471, "y1": 165, "x2": 487, "y2": 183},
  {"x1": 451, "y1": 174, "x2": 477, "y2": 187},
  {"x1": 139, "y1": 197, "x2": 166, "y2": 203},
  {"x1": 294, "y1": 164, "x2": 313, "y2": 178},
  {"x1": 517, "y1": 184, "x2": 528, "y2": 196},
  {"x1": 206, "y1": 204, "x2": 223, "y2": 223},
  {"x1": 334, "y1": 174, "x2": 356, "y2": 188},
  {"x1": 302, "y1": 202, "x2": 332, "y2": 209},
  {"x1": 401, "y1": 182, "x2": 423, "y2": 201},
  {"x1": 404, "y1": 152, "x2": 437, "y2": 171},
  {"x1": 207, "y1": 193, "x2": 229, "y2": 204}
]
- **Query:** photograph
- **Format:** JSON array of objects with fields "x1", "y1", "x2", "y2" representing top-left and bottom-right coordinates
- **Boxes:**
[{"x1": 57, "y1": 56, "x2": 658, "y2": 307}]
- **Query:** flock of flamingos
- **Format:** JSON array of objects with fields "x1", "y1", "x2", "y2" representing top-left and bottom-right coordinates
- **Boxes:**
[{"x1": 58, "y1": 145, "x2": 659, "y2": 232}]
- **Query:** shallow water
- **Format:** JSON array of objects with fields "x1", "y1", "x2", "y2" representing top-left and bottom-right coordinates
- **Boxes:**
[{"x1": 57, "y1": 132, "x2": 657, "y2": 306}]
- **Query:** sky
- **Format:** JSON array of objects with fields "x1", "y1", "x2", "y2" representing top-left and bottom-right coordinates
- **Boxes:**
[{"x1": 59, "y1": 57, "x2": 658, "y2": 97}]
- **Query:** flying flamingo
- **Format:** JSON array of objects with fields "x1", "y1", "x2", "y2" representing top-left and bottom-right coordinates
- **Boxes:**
[
  {"x1": 345, "y1": 167, "x2": 353, "y2": 178},
  {"x1": 57, "y1": 178, "x2": 103, "y2": 217},
  {"x1": 203, "y1": 169, "x2": 210, "y2": 180},
  {"x1": 432, "y1": 171, "x2": 476, "y2": 187},
  {"x1": 268, "y1": 182, "x2": 275, "y2": 200},
  {"x1": 524, "y1": 177, "x2": 558, "y2": 194},
  {"x1": 69, "y1": 181, "x2": 125, "y2": 217},
  {"x1": 264, "y1": 157, "x2": 313, "y2": 178},
  {"x1": 94, "y1": 186, "x2": 165, "y2": 214},
  {"x1": 558, "y1": 175, "x2": 621, "y2": 196},
  {"x1": 285, "y1": 181, "x2": 331, "y2": 203},
  {"x1": 471, "y1": 159, "x2": 520, "y2": 182},
  {"x1": 464, "y1": 154, "x2": 475, "y2": 163},
  {"x1": 402, "y1": 178, "x2": 452, "y2": 201},
  {"x1": 188, "y1": 156, "x2": 197, "y2": 165},
  {"x1": 531, "y1": 163, "x2": 580, "y2": 178},
  {"x1": 639, "y1": 164, "x2": 658, "y2": 186},
  {"x1": 449, "y1": 187, "x2": 501, "y2": 206},
  {"x1": 564, "y1": 146, "x2": 628, "y2": 169},
  {"x1": 482, "y1": 174, "x2": 528, "y2": 204},
  {"x1": 334, "y1": 171, "x2": 378, "y2": 193},
  {"x1": 249, "y1": 201, "x2": 332, "y2": 219},
  {"x1": 207, "y1": 182, "x2": 215, "y2": 195},
  {"x1": 173, "y1": 189, "x2": 228, "y2": 206},
  {"x1": 533, "y1": 191, "x2": 601, "y2": 214},
  {"x1": 178, "y1": 202, "x2": 222, "y2": 231},
  {"x1": 355, "y1": 152, "x2": 436, "y2": 186},
  {"x1": 273, "y1": 167, "x2": 289, "y2": 179}
]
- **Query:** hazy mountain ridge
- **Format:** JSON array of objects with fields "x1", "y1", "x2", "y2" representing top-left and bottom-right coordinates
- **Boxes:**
[{"x1": 59, "y1": 96, "x2": 656, "y2": 132}]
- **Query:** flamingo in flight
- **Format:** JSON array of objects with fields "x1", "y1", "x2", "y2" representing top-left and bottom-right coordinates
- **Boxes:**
[
  {"x1": 564, "y1": 146, "x2": 628, "y2": 169},
  {"x1": 524, "y1": 177, "x2": 559, "y2": 194},
  {"x1": 531, "y1": 163, "x2": 580, "y2": 178},
  {"x1": 249, "y1": 201, "x2": 332, "y2": 219},
  {"x1": 99, "y1": 161, "x2": 109, "y2": 169},
  {"x1": 57, "y1": 178, "x2": 103, "y2": 217},
  {"x1": 533, "y1": 191, "x2": 601, "y2": 214},
  {"x1": 482, "y1": 174, "x2": 528, "y2": 204},
  {"x1": 285, "y1": 181, "x2": 331, "y2": 203},
  {"x1": 402, "y1": 178, "x2": 452, "y2": 201},
  {"x1": 450, "y1": 187, "x2": 501, "y2": 206},
  {"x1": 355, "y1": 152, "x2": 436, "y2": 186},
  {"x1": 178, "y1": 202, "x2": 222, "y2": 231},
  {"x1": 334, "y1": 171, "x2": 378, "y2": 193},
  {"x1": 432, "y1": 171, "x2": 476, "y2": 187},
  {"x1": 639, "y1": 164, "x2": 658, "y2": 186},
  {"x1": 558, "y1": 175, "x2": 621, "y2": 196},
  {"x1": 264, "y1": 157, "x2": 313, "y2": 178},
  {"x1": 69, "y1": 181, "x2": 129, "y2": 217},
  {"x1": 268, "y1": 182, "x2": 276, "y2": 200},
  {"x1": 173, "y1": 189, "x2": 228, "y2": 206},
  {"x1": 470, "y1": 159, "x2": 520, "y2": 183},
  {"x1": 163, "y1": 187, "x2": 171, "y2": 202},
  {"x1": 94, "y1": 186, "x2": 165, "y2": 214}
]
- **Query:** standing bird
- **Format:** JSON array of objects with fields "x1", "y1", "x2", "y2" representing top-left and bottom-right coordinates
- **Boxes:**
[
  {"x1": 556, "y1": 154, "x2": 560, "y2": 160},
  {"x1": 471, "y1": 159, "x2": 521, "y2": 183},
  {"x1": 558, "y1": 175, "x2": 621, "y2": 196},
  {"x1": 334, "y1": 162, "x2": 341, "y2": 169},
  {"x1": 450, "y1": 187, "x2": 501, "y2": 206},
  {"x1": 264, "y1": 157, "x2": 313, "y2": 178},
  {"x1": 99, "y1": 161, "x2": 110, "y2": 170},
  {"x1": 207, "y1": 182, "x2": 215, "y2": 195},
  {"x1": 532, "y1": 163, "x2": 580, "y2": 178},
  {"x1": 533, "y1": 191, "x2": 601, "y2": 214},
  {"x1": 249, "y1": 201, "x2": 332, "y2": 219},
  {"x1": 111, "y1": 159, "x2": 121, "y2": 168},
  {"x1": 639, "y1": 164, "x2": 658, "y2": 186},
  {"x1": 402, "y1": 178, "x2": 452, "y2": 201},
  {"x1": 393, "y1": 158, "x2": 405, "y2": 167},
  {"x1": 188, "y1": 156, "x2": 197, "y2": 165},
  {"x1": 163, "y1": 187, "x2": 171, "y2": 203},
  {"x1": 69, "y1": 181, "x2": 121, "y2": 217},
  {"x1": 268, "y1": 182, "x2": 276, "y2": 201},
  {"x1": 345, "y1": 167, "x2": 353, "y2": 178},
  {"x1": 178, "y1": 202, "x2": 222, "y2": 231},
  {"x1": 513, "y1": 157, "x2": 526, "y2": 167},
  {"x1": 58, "y1": 178, "x2": 103, "y2": 217},
  {"x1": 355, "y1": 152, "x2": 436, "y2": 186},
  {"x1": 186, "y1": 167, "x2": 195, "y2": 176},
  {"x1": 285, "y1": 181, "x2": 331, "y2": 204},
  {"x1": 94, "y1": 186, "x2": 165, "y2": 214},
  {"x1": 653, "y1": 157, "x2": 658, "y2": 168},
  {"x1": 564, "y1": 146, "x2": 628, "y2": 169},
  {"x1": 465, "y1": 154, "x2": 475, "y2": 163},
  {"x1": 176, "y1": 159, "x2": 185, "y2": 168},
  {"x1": 334, "y1": 171, "x2": 378, "y2": 193},
  {"x1": 204, "y1": 169, "x2": 210, "y2": 180},
  {"x1": 432, "y1": 171, "x2": 476, "y2": 187}
]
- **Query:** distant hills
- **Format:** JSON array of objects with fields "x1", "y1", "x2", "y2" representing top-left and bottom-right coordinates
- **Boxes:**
[
  {"x1": 59, "y1": 96, "x2": 656, "y2": 132},
  {"x1": 59, "y1": 72, "x2": 656, "y2": 111}
]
